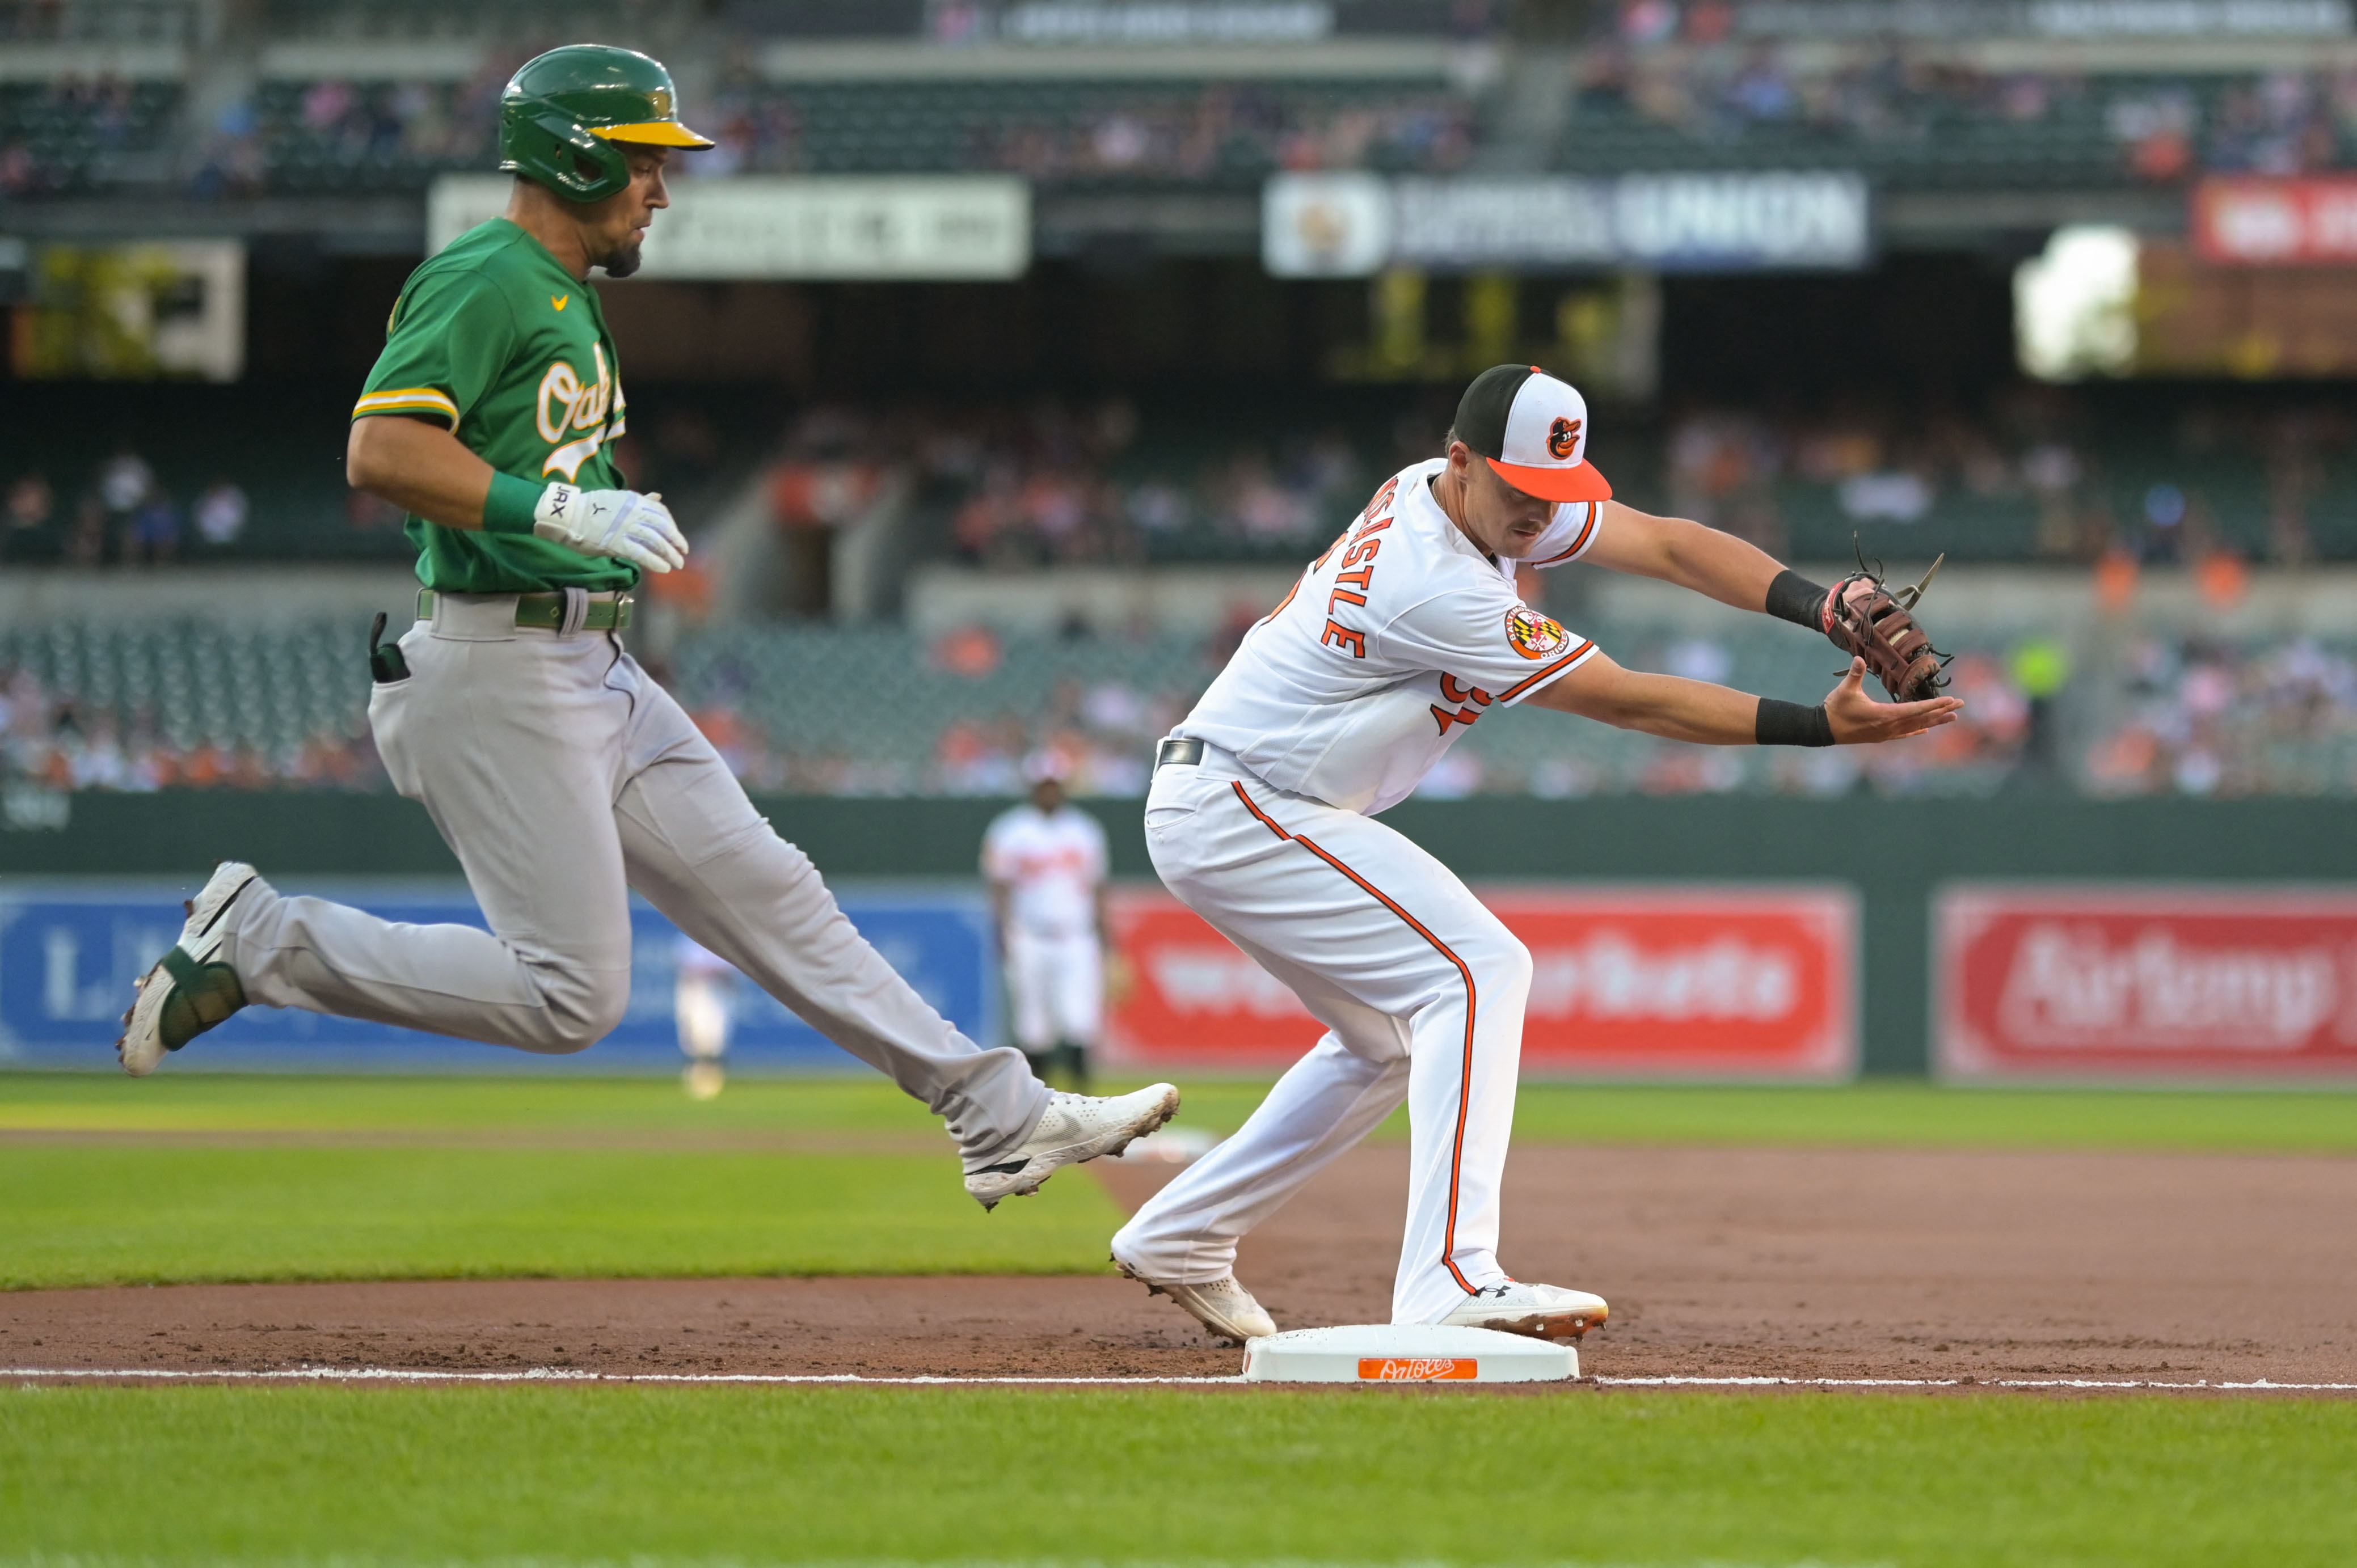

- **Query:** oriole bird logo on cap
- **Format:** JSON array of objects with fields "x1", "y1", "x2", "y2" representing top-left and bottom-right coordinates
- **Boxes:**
[{"x1": 1548, "y1": 417, "x2": 1580, "y2": 460}]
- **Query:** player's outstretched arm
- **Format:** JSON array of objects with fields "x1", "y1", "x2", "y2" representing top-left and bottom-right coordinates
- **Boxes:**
[
  {"x1": 1526, "y1": 650, "x2": 1962, "y2": 746},
  {"x1": 346, "y1": 414, "x2": 686, "y2": 572},
  {"x1": 1579, "y1": 500, "x2": 1788, "y2": 614}
]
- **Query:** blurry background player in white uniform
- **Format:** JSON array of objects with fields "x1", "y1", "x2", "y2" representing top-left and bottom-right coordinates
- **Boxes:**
[
  {"x1": 1112, "y1": 365, "x2": 1963, "y2": 1347},
  {"x1": 674, "y1": 935, "x2": 737, "y2": 1100},
  {"x1": 983, "y1": 761, "x2": 1109, "y2": 1091}
]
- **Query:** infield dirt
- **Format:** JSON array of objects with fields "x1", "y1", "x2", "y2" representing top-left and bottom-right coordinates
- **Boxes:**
[{"x1": 6, "y1": 1143, "x2": 2351, "y2": 1385}]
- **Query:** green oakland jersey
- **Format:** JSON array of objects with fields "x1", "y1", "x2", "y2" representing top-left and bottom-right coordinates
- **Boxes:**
[{"x1": 354, "y1": 218, "x2": 634, "y2": 594}]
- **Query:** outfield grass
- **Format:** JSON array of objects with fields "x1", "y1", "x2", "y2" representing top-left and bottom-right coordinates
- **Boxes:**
[
  {"x1": 0, "y1": 1146, "x2": 1124, "y2": 1291},
  {"x1": 9, "y1": 1071, "x2": 2356, "y2": 1152},
  {"x1": 5, "y1": 1071, "x2": 2351, "y2": 1290},
  {"x1": 2, "y1": 1384, "x2": 2351, "y2": 1567}
]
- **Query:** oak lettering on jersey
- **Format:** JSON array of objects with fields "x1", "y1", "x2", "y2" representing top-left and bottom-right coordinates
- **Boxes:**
[
  {"x1": 1322, "y1": 620, "x2": 1368, "y2": 658},
  {"x1": 1431, "y1": 704, "x2": 1481, "y2": 734}
]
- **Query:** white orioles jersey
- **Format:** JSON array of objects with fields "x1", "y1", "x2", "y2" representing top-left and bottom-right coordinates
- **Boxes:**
[
  {"x1": 982, "y1": 804, "x2": 1110, "y2": 937},
  {"x1": 1175, "y1": 458, "x2": 1603, "y2": 815}
]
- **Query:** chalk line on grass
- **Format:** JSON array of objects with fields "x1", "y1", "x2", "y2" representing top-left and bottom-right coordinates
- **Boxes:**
[{"x1": 6, "y1": 1366, "x2": 2355, "y2": 1392}]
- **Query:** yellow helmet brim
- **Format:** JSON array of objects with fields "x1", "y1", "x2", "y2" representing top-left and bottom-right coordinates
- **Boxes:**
[{"x1": 591, "y1": 120, "x2": 715, "y2": 149}]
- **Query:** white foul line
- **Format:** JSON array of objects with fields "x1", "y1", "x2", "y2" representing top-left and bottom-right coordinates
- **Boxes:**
[
  {"x1": 0, "y1": 1366, "x2": 1245, "y2": 1387},
  {"x1": 5, "y1": 1366, "x2": 2355, "y2": 1392},
  {"x1": 1593, "y1": 1375, "x2": 2357, "y2": 1392}
]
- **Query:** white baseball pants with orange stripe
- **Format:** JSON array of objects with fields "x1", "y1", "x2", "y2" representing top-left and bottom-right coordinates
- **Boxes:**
[{"x1": 1111, "y1": 756, "x2": 1530, "y2": 1326}]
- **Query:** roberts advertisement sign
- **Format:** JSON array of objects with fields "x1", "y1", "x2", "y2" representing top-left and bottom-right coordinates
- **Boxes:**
[
  {"x1": 1106, "y1": 886, "x2": 1856, "y2": 1079},
  {"x1": 1937, "y1": 885, "x2": 2357, "y2": 1080}
]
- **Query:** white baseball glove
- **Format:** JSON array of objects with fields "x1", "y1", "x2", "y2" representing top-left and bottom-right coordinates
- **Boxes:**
[{"x1": 532, "y1": 482, "x2": 689, "y2": 573}]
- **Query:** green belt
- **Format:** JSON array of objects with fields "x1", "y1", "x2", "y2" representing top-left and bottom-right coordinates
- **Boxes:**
[{"x1": 418, "y1": 589, "x2": 634, "y2": 632}]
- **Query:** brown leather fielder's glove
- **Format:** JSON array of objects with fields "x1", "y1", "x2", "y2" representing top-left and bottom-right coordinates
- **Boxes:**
[{"x1": 1823, "y1": 555, "x2": 1949, "y2": 703}]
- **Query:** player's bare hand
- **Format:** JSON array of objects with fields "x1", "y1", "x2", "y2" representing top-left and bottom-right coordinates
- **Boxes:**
[
  {"x1": 1826, "y1": 657, "x2": 1963, "y2": 743},
  {"x1": 532, "y1": 483, "x2": 689, "y2": 573}
]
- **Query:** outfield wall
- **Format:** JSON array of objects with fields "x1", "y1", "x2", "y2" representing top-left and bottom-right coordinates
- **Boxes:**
[{"x1": 6, "y1": 791, "x2": 2357, "y2": 1076}]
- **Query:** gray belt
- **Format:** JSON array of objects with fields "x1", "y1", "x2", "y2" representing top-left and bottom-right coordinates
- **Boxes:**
[{"x1": 1154, "y1": 737, "x2": 1205, "y2": 771}]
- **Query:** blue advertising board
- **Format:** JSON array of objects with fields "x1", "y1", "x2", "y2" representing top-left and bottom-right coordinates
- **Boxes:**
[{"x1": 0, "y1": 880, "x2": 997, "y2": 1072}]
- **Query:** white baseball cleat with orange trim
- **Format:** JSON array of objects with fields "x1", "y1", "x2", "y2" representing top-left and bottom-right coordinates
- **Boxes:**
[{"x1": 1439, "y1": 1282, "x2": 1608, "y2": 1342}]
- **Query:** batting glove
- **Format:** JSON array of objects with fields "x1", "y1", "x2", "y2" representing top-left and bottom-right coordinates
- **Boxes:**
[{"x1": 532, "y1": 483, "x2": 689, "y2": 574}]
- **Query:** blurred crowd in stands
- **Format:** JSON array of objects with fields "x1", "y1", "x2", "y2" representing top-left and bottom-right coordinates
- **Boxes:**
[
  {"x1": 756, "y1": 391, "x2": 2357, "y2": 571},
  {"x1": 0, "y1": 75, "x2": 162, "y2": 195},
  {"x1": 689, "y1": 76, "x2": 1476, "y2": 183},
  {"x1": 1658, "y1": 394, "x2": 2357, "y2": 566},
  {"x1": 12, "y1": 606, "x2": 2357, "y2": 801},
  {"x1": 0, "y1": 662, "x2": 384, "y2": 796},
  {"x1": 752, "y1": 398, "x2": 1385, "y2": 568},
  {"x1": 5, "y1": 447, "x2": 250, "y2": 565},
  {"x1": 924, "y1": 399, "x2": 1375, "y2": 566},
  {"x1": 1586, "y1": 1, "x2": 2357, "y2": 184},
  {"x1": 0, "y1": 65, "x2": 1475, "y2": 198},
  {"x1": 2085, "y1": 635, "x2": 2357, "y2": 797},
  {"x1": 27, "y1": 16, "x2": 2357, "y2": 197}
]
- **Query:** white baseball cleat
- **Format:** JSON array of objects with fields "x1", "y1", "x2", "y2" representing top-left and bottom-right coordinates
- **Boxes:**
[
  {"x1": 964, "y1": 1083, "x2": 1180, "y2": 1211},
  {"x1": 118, "y1": 861, "x2": 258, "y2": 1077},
  {"x1": 1116, "y1": 1260, "x2": 1276, "y2": 1344},
  {"x1": 1439, "y1": 1281, "x2": 1609, "y2": 1342}
]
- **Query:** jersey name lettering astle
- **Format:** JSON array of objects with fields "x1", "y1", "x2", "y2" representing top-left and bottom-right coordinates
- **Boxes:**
[
  {"x1": 1174, "y1": 458, "x2": 1603, "y2": 816},
  {"x1": 351, "y1": 218, "x2": 634, "y2": 595}
]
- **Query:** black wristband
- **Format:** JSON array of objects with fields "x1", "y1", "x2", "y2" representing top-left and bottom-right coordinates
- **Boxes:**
[
  {"x1": 1765, "y1": 568, "x2": 1832, "y2": 632},
  {"x1": 1757, "y1": 698, "x2": 1836, "y2": 747}
]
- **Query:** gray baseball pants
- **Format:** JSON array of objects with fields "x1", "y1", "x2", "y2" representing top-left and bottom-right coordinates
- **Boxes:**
[{"x1": 218, "y1": 592, "x2": 1051, "y2": 1164}]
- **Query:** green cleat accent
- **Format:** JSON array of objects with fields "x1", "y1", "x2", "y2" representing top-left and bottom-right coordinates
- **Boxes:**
[{"x1": 156, "y1": 946, "x2": 248, "y2": 1051}]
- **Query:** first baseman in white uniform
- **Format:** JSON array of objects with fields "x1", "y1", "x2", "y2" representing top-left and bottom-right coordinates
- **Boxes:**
[
  {"x1": 674, "y1": 935, "x2": 736, "y2": 1100},
  {"x1": 1114, "y1": 364, "x2": 1960, "y2": 1344},
  {"x1": 983, "y1": 766, "x2": 1110, "y2": 1090},
  {"x1": 112, "y1": 44, "x2": 1178, "y2": 1211}
]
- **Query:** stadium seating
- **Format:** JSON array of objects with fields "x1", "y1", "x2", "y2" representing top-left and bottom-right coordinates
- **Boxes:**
[
  {"x1": 8, "y1": 601, "x2": 2356, "y2": 799},
  {"x1": 0, "y1": 78, "x2": 182, "y2": 194},
  {"x1": 0, "y1": 618, "x2": 371, "y2": 766},
  {"x1": 1559, "y1": 66, "x2": 2345, "y2": 190},
  {"x1": 251, "y1": 76, "x2": 498, "y2": 193},
  {"x1": 709, "y1": 76, "x2": 1474, "y2": 185},
  {"x1": 260, "y1": 0, "x2": 646, "y2": 41}
]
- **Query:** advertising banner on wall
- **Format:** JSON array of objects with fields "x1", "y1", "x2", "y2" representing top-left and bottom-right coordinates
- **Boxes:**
[
  {"x1": 9, "y1": 240, "x2": 244, "y2": 381},
  {"x1": 429, "y1": 175, "x2": 1031, "y2": 279},
  {"x1": 1936, "y1": 885, "x2": 2357, "y2": 1080},
  {"x1": 1106, "y1": 885, "x2": 1857, "y2": 1079},
  {"x1": 2191, "y1": 175, "x2": 2357, "y2": 264},
  {"x1": 0, "y1": 882, "x2": 994, "y2": 1071},
  {"x1": 1264, "y1": 171, "x2": 1871, "y2": 277}
]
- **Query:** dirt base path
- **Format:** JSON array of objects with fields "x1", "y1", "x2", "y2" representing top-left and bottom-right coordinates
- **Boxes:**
[
  {"x1": 6, "y1": 1145, "x2": 2351, "y2": 1385},
  {"x1": 1183, "y1": 1144, "x2": 2357, "y2": 1385}
]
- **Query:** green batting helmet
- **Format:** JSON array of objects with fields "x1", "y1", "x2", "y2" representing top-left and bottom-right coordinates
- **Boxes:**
[{"x1": 497, "y1": 43, "x2": 713, "y2": 204}]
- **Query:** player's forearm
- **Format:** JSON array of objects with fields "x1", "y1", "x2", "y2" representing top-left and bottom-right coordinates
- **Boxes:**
[
  {"x1": 346, "y1": 415, "x2": 496, "y2": 531},
  {"x1": 1539, "y1": 667, "x2": 1761, "y2": 745}
]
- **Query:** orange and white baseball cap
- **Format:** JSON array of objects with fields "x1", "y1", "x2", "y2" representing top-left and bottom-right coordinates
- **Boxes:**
[{"x1": 1453, "y1": 364, "x2": 1612, "y2": 504}]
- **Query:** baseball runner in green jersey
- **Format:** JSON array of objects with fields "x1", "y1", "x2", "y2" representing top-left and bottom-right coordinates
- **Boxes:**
[{"x1": 116, "y1": 44, "x2": 1178, "y2": 1207}]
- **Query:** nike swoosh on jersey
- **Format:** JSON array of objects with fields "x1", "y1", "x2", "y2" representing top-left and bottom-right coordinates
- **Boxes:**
[{"x1": 551, "y1": 294, "x2": 570, "y2": 311}]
